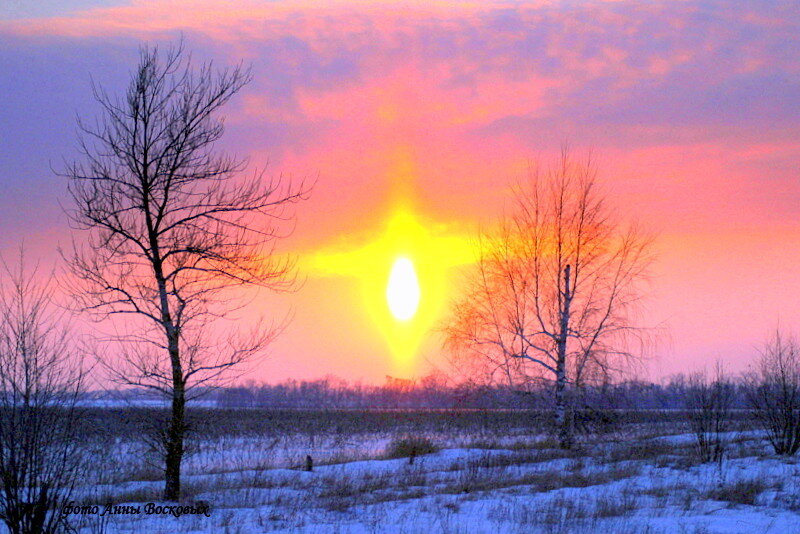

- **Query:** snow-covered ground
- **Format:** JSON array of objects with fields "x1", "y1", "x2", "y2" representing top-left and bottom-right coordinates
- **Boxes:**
[{"x1": 66, "y1": 421, "x2": 800, "y2": 533}]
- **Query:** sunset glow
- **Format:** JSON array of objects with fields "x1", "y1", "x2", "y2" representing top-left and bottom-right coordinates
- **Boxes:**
[
  {"x1": 1, "y1": 0, "x2": 799, "y2": 382},
  {"x1": 386, "y1": 257, "x2": 420, "y2": 322}
]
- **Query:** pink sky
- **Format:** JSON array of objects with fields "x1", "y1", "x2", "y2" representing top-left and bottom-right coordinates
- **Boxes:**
[{"x1": 1, "y1": 0, "x2": 799, "y2": 383}]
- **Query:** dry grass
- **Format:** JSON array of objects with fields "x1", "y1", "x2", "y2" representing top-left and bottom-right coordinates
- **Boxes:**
[
  {"x1": 704, "y1": 479, "x2": 769, "y2": 506},
  {"x1": 442, "y1": 462, "x2": 641, "y2": 495}
]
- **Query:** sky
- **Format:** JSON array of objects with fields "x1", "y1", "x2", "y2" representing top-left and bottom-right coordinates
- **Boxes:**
[{"x1": 1, "y1": 0, "x2": 799, "y2": 384}]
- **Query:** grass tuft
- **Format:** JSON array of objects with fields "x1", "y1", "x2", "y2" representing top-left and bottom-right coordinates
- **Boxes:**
[{"x1": 704, "y1": 479, "x2": 767, "y2": 506}]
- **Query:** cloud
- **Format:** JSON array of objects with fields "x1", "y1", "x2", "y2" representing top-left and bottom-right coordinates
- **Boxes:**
[{"x1": 4, "y1": 0, "x2": 798, "y2": 235}]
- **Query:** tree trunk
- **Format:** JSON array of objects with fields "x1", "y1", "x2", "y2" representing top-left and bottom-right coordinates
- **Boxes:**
[
  {"x1": 555, "y1": 359, "x2": 571, "y2": 449},
  {"x1": 150, "y1": 228, "x2": 185, "y2": 501},
  {"x1": 556, "y1": 264, "x2": 573, "y2": 449},
  {"x1": 164, "y1": 378, "x2": 185, "y2": 500},
  {"x1": 164, "y1": 336, "x2": 185, "y2": 501}
]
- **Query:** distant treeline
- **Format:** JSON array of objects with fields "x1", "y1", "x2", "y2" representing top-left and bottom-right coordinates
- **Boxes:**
[
  {"x1": 87, "y1": 374, "x2": 754, "y2": 411},
  {"x1": 194, "y1": 375, "x2": 754, "y2": 410}
]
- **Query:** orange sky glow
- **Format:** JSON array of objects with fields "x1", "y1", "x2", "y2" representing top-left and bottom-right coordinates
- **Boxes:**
[{"x1": 1, "y1": 0, "x2": 799, "y2": 383}]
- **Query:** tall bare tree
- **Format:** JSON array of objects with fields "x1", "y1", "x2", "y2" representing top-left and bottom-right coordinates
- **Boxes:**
[
  {"x1": 445, "y1": 149, "x2": 652, "y2": 448},
  {"x1": 0, "y1": 251, "x2": 85, "y2": 533},
  {"x1": 62, "y1": 42, "x2": 308, "y2": 500}
]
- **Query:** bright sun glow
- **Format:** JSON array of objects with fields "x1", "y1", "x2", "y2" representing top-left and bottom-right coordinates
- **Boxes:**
[
  {"x1": 305, "y1": 206, "x2": 474, "y2": 376},
  {"x1": 304, "y1": 148, "x2": 475, "y2": 376},
  {"x1": 386, "y1": 257, "x2": 420, "y2": 321}
]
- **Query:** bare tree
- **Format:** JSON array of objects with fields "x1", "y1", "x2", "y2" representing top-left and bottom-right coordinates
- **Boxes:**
[
  {"x1": 61, "y1": 41, "x2": 308, "y2": 500},
  {"x1": 445, "y1": 149, "x2": 652, "y2": 448},
  {"x1": 0, "y1": 251, "x2": 85, "y2": 533},
  {"x1": 685, "y1": 361, "x2": 734, "y2": 463},
  {"x1": 744, "y1": 330, "x2": 800, "y2": 455}
]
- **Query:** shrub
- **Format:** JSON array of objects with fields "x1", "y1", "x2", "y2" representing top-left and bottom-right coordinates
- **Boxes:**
[
  {"x1": 0, "y1": 256, "x2": 87, "y2": 534},
  {"x1": 743, "y1": 331, "x2": 800, "y2": 455},
  {"x1": 685, "y1": 362, "x2": 734, "y2": 463},
  {"x1": 385, "y1": 436, "x2": 439, "y2": 461}
]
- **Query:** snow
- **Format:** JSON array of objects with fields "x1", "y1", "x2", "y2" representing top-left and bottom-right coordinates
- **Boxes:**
[{"x1": 65, "y1": 426, "x2": 800, "y2": 533}]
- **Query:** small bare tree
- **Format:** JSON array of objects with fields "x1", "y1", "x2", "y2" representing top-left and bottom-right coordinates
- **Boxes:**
[
  {"x1": 685, "y1": 362, "x2": 734, "y2": 463},
  {"x1": 62, "y1": 41, "x2": 308, "y2": 500},
  {"x1": 0, "y1": 252, "x2": 85, "y2": 534},
  {"x1": 445, "y1": 149, "x2": 652, "y2": 448},
  {"x1": 744, "y1": 330, "x2": 800, "y2": 455}
]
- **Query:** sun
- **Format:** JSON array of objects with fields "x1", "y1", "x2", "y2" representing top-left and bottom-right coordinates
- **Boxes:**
[
  {"x1": 305, "y1": 206, "x2": 474, "y2": 376},
  {"x1": 386, "y1": 257, "x2": 420, "y2": 321}
]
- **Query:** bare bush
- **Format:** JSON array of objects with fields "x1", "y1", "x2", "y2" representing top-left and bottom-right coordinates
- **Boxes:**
[
  {"x1": 0, "y1": 252, "x2": 85, "y2": 533},
  {"x1": 744, "y1": 330, "x2": 800, "y2": 455},
  {"x1": 685, "y1": 362, "x2": 734, "y2": 463},
  {"x1": 385, "y1": 436, "x2": 439, "y2": 464}
]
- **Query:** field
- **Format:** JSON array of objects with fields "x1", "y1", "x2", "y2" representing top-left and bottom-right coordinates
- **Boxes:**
[{"x1": 60, "y1": 408, "x2": 800, "y2": 533}]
